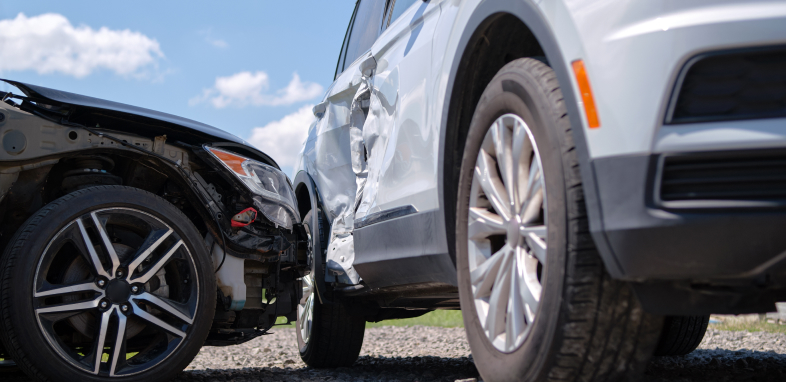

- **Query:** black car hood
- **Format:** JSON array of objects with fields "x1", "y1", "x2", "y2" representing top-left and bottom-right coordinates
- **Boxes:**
[{"x1": 2, "y1": 79, "x2": 279, "y2": 168}]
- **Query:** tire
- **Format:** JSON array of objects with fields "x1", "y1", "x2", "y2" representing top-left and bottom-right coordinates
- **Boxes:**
[
  {"x1": 296, "y1": 209, "x2": 365, "y2": 368},
  {"x1": 654, "y1": 315, "x2": 709, "y2": 356},
  {"x1": 0, "y1": 185, "x2": 216, "y2": 382},
  {"x1": 455, "y1": 58, "x2": 663, "y2": 382}
]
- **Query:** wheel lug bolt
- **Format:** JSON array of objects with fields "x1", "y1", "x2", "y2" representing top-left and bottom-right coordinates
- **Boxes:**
[
  {"x1": 131, "y1": 286, "x2": 140, "y2": 294},
  {"x1": 100, "y1": 301, "x2": 108, "y2": 309},
  {"x1": 97, "y1": 279, "x2": 106, "y2": 288},
  {"x1": 116, "y1": 270, "x2": 124, "y2": 278},
  {"x1": 121, "y1": 304, "x2": 129, "y2": 313}
]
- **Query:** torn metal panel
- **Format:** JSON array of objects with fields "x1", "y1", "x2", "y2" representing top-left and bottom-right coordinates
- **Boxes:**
[
  {"x1": 298, "y1": 58, "x2": 380, "y2": 286},
  {"x1": 325, "y1": 79, "x2": 372, "y2": 285},
  {"x1": 354, "y1": 67, "x2": 394, "y2": 219}
]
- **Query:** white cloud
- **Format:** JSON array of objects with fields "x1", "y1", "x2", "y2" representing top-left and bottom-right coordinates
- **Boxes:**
[
  {"x1": 190, "y1": 71, "x2": 323, "y2": 108},
  {"x1": 0, "y1": 13, "x2": 163, "y2": 78},
  {"x1": 198, "y1": 28, "x2": 228, "y2": 49},
  {"x1": 247, "y1": 105, "x2": 315, "y2": 169},
  {"x1": 206, "y1": 38, "x2": 228, "y2": 48}
]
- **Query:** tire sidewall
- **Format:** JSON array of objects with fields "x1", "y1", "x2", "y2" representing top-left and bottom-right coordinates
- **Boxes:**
[
  {"x1": 0, "y1": 186, "x2": 215, "y2": 382},
  {"x1": 456, "y1": 61, "x2": 570, "y2": 381}
]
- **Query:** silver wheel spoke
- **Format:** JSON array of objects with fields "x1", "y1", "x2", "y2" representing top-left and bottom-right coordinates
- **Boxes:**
[
  {"x1": 517, "y1": 251, "x2": 541, "y2": 316},
  {"x1": 475, "y1": 152, "x2": 511, "y2": 221},
  {"x1": 491, "y1": 120, "x2": 516, "y2": 209},
  {"x1": 132, "y1": 292, "x2": 193, "y2": 324},
  {"x1": 109, "y1": 312, "x2": 127, "y2": 377},
  {"x1": 522, "y1": 190, "x2": 544, "y2": 226},
  {"x1": 92, "y1": 308, "x2": 112, "y2": 374},
  {"x1": 91, "y1": 213, "x2": 120, "y2": 278},
  {"x1": 299, "y1": 298, "x2": 309, "y2": 324},
  {"x1": 471, "y1": 245, "x2": 509, "y2": 299},
  {"x1": 521, "y1": 160, "x2": 541, "y2": 203},
  {"x1": 300, "y1": 286, "x2": 313, "y2": 304},
  {"x1": 507, "y1": 267, "x2": 526, "y2": 349},
  {"x1": 131, "y1": 302, "x2": 186, "y2": 337},
  {"x1": 525, "y1": 232, "x2": 547, "y2": 264},
  {"x1": 36, "y1": 298, "x2": 101, "y2": 315},
  {"x1": 34, "y1": 282, "x2": 102, "y2": 298},
  {"x1": 510, "y1": 121, "x2": 532, "y2": 209},
  {"x1": 128, "y1": 228, "x2": 174, "y2": 275},
  {"x1": 485, "y1": 253, "x2": 513, "y2": 340},
  {"x1": 468, "y1": 207, "x2": 506, "y2": 241},
  {"x1": 76, "y1": 218, "x2": 111, "y2": 279},
  {"x1": 129, "y1": 240, "x2": 183, "y2": 284},
  {"x1": 519, "y1": 225, "x2": 546, "y2": 238}
]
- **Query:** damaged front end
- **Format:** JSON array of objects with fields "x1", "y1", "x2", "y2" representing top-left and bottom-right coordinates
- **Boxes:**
[
  {"x1": 196, "y1": 144, "x2": 308, "y2": 345},
  {"x1": 0, "y1": 79, "x2": 309, "y2": 347}
]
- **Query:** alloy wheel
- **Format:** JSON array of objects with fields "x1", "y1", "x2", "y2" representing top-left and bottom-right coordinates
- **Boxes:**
[
  {"x1": 467, "y1": 113, "x2": 547, "y2": 353},
  {"x1": 33, "y1": 207, "x2": 199, "y2": 377},
  {"x1": 298, "y1": 231, "x2": 315, "y2": 345}
]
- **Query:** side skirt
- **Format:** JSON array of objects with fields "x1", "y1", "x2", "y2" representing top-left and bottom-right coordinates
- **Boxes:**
[{"x1": 353, "y1": 209, "x2": 458, "y2": 289}]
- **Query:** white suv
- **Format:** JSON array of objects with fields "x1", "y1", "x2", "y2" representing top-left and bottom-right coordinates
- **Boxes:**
[{"x1": 292, "y1": 1, "x2": 786, "y2": 380}]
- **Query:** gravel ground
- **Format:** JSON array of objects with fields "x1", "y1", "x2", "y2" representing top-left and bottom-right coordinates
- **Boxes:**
[
  {"x1": 177, "y1": 326, "x2": 478, "y2": 382},
  {"x1": 3, "y1": 326, "x2": 786, "y2": 381}
]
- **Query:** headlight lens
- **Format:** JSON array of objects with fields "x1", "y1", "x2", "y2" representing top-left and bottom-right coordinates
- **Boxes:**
[{"x1": 206, "y1": 146, "x2": 299, "y2": 229}]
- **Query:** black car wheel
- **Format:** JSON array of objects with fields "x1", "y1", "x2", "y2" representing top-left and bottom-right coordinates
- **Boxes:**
[
  {"x1": 296, "y1": 209, "x2": 365, "y2": 368},
  {"x1": 0, "y1": 186, "x2": 215, "y2": 382},
  {"x1": 654, "y1": 315, "x2": 710, "y2": 356},
  {"x1": 456, "y1": 58, "x2": 663, "y2": 382}
]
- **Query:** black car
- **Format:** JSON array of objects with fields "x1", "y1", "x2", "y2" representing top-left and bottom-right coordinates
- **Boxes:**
[{"x1": 0, "y1": 79, "x2": 307, "y2": 381}]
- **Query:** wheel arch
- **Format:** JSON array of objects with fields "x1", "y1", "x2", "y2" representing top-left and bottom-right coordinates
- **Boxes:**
[
  {"x1": 438, "y1": 0, "x2": 616, "y2": 275},
  {"x1": 0, "y1": 150, "x2": 216, "y2": 256},
  {"x1": 292, "y1": 170, "x2": 330, "y2": 304}
]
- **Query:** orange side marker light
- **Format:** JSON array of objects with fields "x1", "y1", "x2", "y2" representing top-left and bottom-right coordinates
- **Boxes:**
[
  {"x1": 208, "y1": 147, "x2": 247, "y2": 175},
  {"x1": 572, "y1": 60, "x2": 600, "y2": 129}
]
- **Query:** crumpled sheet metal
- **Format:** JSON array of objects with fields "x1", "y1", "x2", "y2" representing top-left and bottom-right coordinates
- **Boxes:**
[
  {"x1": 355, "y1": 67, "x2": 395, "y2": 219},
  {"x1": 299, "y1": 81, "x2": 370, "y2": 285},
  {"x1": 299, "y1": 63, "x2": 416, "y2": 286},
  {"x1": 298, "y1": 64, "x2": 419, "y2": 286}
]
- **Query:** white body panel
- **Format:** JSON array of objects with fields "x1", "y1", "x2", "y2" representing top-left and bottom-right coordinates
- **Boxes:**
[
  {"x1": 555, "y1": 0, "x2": 786, "y2": 158},
  {"x1": 295, "y1": 0, "x2": 786, "y2": 284},
  {"x1": 357, "y1": 0, "x2": 442, "y2": 217}
]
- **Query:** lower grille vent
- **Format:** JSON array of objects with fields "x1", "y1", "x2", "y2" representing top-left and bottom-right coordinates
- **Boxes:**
[{"x1": 660, "y1": 151, "x2": 786, "y2": 202}]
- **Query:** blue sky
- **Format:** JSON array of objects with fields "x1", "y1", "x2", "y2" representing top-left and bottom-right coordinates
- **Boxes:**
[{"x1": 0, "y1": 1, "x2": 356, "y2": 176}]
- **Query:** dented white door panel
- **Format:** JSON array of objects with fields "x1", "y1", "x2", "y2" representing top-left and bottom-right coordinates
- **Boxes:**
[
  {"x1": 300, "y1": 51, "x2": 375, "y2": 285},
  {"x1": 356, "y1": 0, "x2": 442, "y2": 219}
]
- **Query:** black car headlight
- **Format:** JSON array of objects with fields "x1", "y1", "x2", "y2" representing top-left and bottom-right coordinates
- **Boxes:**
[{"x1": 206, "y1": 146, "x2": 299, "y2": 230}]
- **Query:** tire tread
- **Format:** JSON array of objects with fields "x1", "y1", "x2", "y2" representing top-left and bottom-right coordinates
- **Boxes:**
[{"x1": 653, "y1": 315, "x2": 709, "y2": 356}]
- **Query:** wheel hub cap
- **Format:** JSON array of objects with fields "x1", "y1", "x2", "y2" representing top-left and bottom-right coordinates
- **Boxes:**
[{"x1": 106, "y1": 280, "x2": 131, "y2": 304}]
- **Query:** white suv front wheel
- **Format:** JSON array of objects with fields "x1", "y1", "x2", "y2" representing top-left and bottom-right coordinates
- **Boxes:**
[{"x1": 456, "y1": 58, "x2": 663, "y2": 382}]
